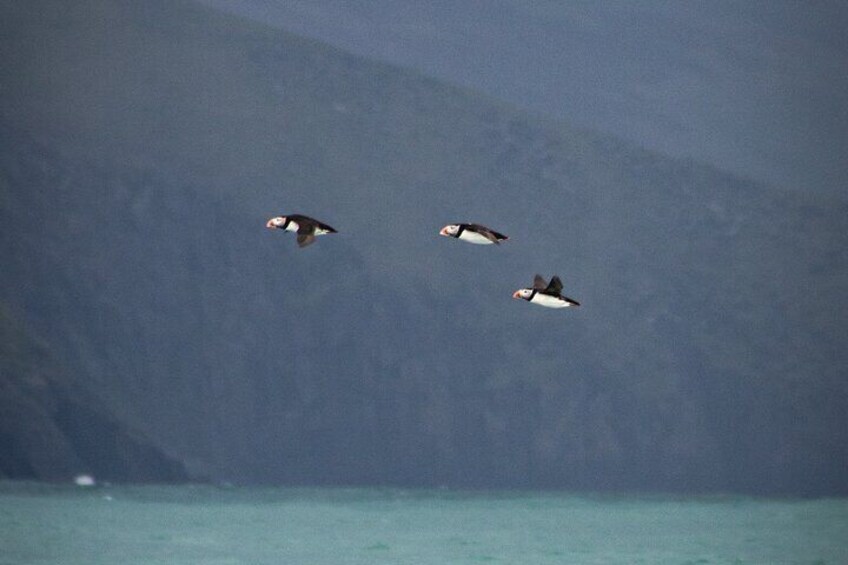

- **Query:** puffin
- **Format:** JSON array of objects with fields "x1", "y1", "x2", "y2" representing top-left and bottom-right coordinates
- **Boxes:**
[
  {"x1": 266, "y1": 214, "x2": 337, "y2": 247},
  {"x1": 513, "y1": 275, "x2": 580, "y2": 308},
  {"x1": 439, "y1": 223, "x2": 508, "y2": 245}
]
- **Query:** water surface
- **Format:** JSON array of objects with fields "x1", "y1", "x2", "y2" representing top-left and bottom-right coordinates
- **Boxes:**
[{"x1": 1, "y1": 482, "x2": 846, "y2": 564}]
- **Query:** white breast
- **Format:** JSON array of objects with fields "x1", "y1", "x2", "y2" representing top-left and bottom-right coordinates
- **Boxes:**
[
  {"x1": 531, "y1": 293, "x2": 572, "y2": 308},
  {"x1": 285, "y1": 221, "x2": 300, "y2": 233},
  {"x1": 458, "y1": 230, "x2": 494, "y2": 244}
]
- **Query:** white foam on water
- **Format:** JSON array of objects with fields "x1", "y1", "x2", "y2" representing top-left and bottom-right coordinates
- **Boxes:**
[{"x1": 73, "y1": 474, "x2": 95, "y2": 487}]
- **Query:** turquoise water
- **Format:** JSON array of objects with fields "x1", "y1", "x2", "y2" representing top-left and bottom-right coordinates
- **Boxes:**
[{"x1": 1, "y1": 483, "x2": 846, "y2": 564}]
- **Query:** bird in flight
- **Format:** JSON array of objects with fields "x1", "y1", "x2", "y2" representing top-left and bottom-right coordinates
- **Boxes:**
[
  {"x1": 513, "y1": 274, "x2": 580, "y2": 308},
  {"x1": 266, "y1": 214, "x2": 337, "y2": 248},
  {"x1": 439, "y1": 223, "x2": 508, "y2": 245}
]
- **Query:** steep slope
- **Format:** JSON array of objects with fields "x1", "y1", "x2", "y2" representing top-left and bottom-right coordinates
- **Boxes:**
[
  {"x1": 1, "y1": 0, "x2": 846, "y2": 493},
  {"x1": 0, "y1": 305, "x2": 188, "y2": 482}
]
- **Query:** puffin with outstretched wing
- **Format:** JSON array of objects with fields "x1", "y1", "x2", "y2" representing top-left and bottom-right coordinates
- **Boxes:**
[
  {"x1": 266, "y1": 214, "x2": 337, "y2": 248},
  {"x1": 513, "y1": 274, "x2": 580, "y2": 308}
]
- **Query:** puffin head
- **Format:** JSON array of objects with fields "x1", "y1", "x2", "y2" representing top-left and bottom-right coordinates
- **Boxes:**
[
  {"x1": 513, "y1": 288, "x2": 532, "y2": 300},
  {"x1": 439, "y1": 224, "x2": 459, "y2": 237},
  {"x1": 266, "y1": 216, "x2": 287, "y2": 229}
]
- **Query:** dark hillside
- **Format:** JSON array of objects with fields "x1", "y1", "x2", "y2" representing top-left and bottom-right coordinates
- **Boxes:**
[
  {"x1": 1, "y1": 0, "x2": 846, "y2": 493},
  {"x1": 0, "y1": 305, "x2": 187, "y2": 482}
]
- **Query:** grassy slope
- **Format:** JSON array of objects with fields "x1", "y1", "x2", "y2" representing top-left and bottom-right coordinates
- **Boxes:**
[{"x1": 1, "y1": 0, "x2": 846, "y2": 492}]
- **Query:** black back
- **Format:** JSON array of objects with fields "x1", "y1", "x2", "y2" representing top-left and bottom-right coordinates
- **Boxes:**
[{"x1": 286, "y1": 214, "x2": 337, "y2": 234}]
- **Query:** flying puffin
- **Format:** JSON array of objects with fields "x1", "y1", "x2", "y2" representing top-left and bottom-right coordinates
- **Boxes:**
[
  {"x1": 439, "y1": 223, "x2": 508, "y2": 245},
  {"x1": 513, "y1": 275, "x2": 580, "y2": 308},
  {"x1": 265, "y1": 214, "x2": 337, "y2": 248}
]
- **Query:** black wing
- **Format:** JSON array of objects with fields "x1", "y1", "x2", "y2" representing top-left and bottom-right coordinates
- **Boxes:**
[
  {"x1": 533, "y1": 274, "x2": 547, "y2": 290},
  {"x1": 469, "y1": 223, "x2": 507, "y2": 243},
  {"x1": 295, "y1": 222, "x2": 316, "y2": 235},
  {"x1": 296, "y1": 233, "x2": 317, "y2": 247},
  {"x1": 546, "y1": 276, "x2": 563, "y2": 295}
]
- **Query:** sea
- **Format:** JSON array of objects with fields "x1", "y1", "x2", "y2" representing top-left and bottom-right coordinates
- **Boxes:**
[{"x1": 1, "y1": 482, "x2": 846, "y2": 564}]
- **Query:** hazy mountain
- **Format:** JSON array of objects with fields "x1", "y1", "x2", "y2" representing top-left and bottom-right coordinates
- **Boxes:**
[
  {"x1": 1, "y1": 0, "x2": 846, "y2": 494},
  {"x1": 199, "y1": 0, "x2": 848, "y2": 198}
]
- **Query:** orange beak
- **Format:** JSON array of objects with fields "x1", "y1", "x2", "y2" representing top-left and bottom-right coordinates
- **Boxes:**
[
  {"x1": 266, "y1": 219, "x2": 276, "y2": 229},
  {"x1": 439, "y1": 227, "x2": 449, "y2": 236},
  {"x1": 512, "y1": 291, "x2": 522, "y2": 299}
]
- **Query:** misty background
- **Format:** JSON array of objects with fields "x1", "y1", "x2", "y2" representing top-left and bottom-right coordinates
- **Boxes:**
[
  {"x1": 1, "y1": 0, "x2": 847, "y2": 495},
  {"x1": 200, "y1": 0, "x2": 848, "y2": 197}
]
